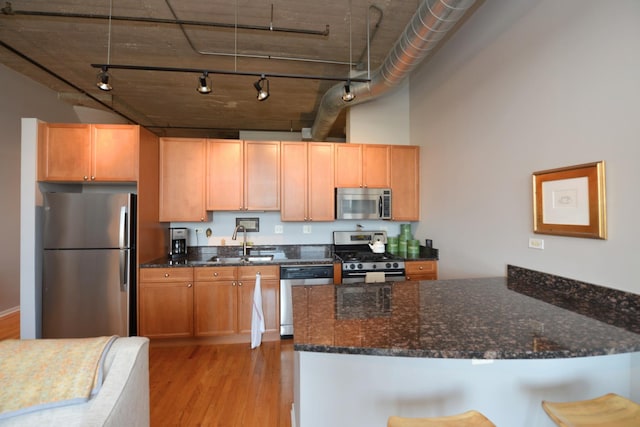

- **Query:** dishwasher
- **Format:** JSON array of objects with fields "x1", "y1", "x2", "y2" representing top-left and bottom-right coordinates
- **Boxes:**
[{"x1": 280, "y1": 264, "x2": 334, "y2": 338}]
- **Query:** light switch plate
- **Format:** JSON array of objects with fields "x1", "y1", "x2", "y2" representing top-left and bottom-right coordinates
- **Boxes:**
[
  {"x1": 274, "y1": 225, "x2": 283, "y2": 234},
  {"x1": 303, "y1": 225, "x2": 312, "y2": 234}
]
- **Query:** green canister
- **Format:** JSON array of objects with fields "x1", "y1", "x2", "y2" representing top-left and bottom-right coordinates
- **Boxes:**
[
  {"x1": 399, "y1": 224, "x2": 412, "y2": 240},
  {"x1": 387, "y1": 236, "x2": 398, "y2": 254}
]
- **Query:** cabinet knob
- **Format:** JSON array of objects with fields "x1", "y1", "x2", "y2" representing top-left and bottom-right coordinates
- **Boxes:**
[
  {"x1": 164, "y1": 273, "x2": 169, "y2": 277},
  {"x1": 232, "y1": 282, "x2": 236, "y2": 286},
  {"x1": 91, "y1": 176, "x2": 96, "y2": 181},
  {"x1": 419, "y1": 266, "x2": 424, "y2": 270},
  {"x1": 238, "y1": 282, "x2": 243, "y2": 286},
  {"x1": 187, "y1": 283, "x2": 192, "y2": 288},
  {"x1": 83, "y1": 176, "x2": 89, "y2": 181},
  {"x1": 213, "y1": 272, "x2": 218, "y2": 277}
]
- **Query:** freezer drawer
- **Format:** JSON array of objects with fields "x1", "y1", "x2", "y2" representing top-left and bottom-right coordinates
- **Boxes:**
[{"x1": 42, "y1": 249, "x2": 129, "y2": 338}]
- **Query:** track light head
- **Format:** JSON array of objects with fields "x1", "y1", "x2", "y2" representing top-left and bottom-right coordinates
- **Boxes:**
[
  {"x1": 96, "y1": 67, "x2": 112, "y2": 91},
  {"x1": 254, "y1": 75, "x2": 270, "y2": 101},
  {"x1": 197, "y1": 72, "x2": 212, "y2": 94},
  {"x1": 342, "y1": 81, "x2": 355, "y2": 102}
]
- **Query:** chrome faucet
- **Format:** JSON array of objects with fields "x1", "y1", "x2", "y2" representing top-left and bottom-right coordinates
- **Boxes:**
[{"x1": 232, "y1": 224, "x2": 247, "y2": 256}]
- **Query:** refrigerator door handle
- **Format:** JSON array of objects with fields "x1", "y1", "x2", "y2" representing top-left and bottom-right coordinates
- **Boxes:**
[
  {"x1": 119, "y1": 205, "x2": 127, "y2": 249},
  {"x1": 120, "y1": 250, "x2": 128, "y2": 292}
]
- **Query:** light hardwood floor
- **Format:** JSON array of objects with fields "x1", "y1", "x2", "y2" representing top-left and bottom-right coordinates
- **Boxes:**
[{"x1": 149, "y1": 339, "x2": 294, "y2": 427}]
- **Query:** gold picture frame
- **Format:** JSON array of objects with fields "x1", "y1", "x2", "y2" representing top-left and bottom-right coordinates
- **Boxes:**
[{"x1": 532, "y1": 161, "x2": 607, "y2": 239}]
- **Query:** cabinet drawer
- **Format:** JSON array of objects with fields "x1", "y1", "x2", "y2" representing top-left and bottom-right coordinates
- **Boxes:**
[
  {"x1": 238, "y1": 265, "x2": 279, "y2": 280},
  {"x1": 194, "y1": 266, "x2": 237, "y2": 281},
  {"x1": 140, "y1": 267, "x2": 193, "y2": 282},
  {"x1": 405, "y1": 260, "x2": 438, "y2": 280}
]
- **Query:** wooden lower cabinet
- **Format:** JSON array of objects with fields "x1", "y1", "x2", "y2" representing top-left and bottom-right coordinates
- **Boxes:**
[
  {"x1": 194, "y1": 265, "x2": 279, "y2": 337},
  {"x1": 405, "y1": 260, "x2": 438, "y2": 281},
  {"x1": 139, "y1": 267, "x2": 194, "y2": 338}
]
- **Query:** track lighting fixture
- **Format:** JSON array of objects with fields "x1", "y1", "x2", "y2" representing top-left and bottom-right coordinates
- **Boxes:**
[
  {"x1": 96, "y1": 66, "x2": 112, "y2": 91},
  {"x1": 254, "y1": 75, "x2": 270, "y2": 101},
  {"x1": 342, "y1": 81, "x2": 355, "y2": 102},
  {"x1": 197, "y1": 72, "x2": 212, "y2": 94}
]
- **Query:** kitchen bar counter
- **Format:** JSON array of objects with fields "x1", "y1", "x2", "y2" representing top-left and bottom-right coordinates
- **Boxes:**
[
  {"x1": 292, "y1": 265, "x2": 640, "y2": 427},
  {"x1": 293, "y1": 265, "x2": 640, "y2": 359}
]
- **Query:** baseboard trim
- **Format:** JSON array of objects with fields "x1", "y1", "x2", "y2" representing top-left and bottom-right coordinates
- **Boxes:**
[{"x1": 0, "y1": 307, "x2": 20, "y2": 340}]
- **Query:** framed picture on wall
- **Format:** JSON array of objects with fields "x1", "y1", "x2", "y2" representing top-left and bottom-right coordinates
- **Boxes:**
[{"x1": 532, "y1": 161, "x2": 607, "y2": 239}]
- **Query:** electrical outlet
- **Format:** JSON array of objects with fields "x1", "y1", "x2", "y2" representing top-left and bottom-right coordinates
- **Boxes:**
[
  {"x1": 303, "y1": 225, "x2": 312, "y2": 234},
  {"x1": 274, "y1": 225, "x2": 283, "y2": 234},
  {"x1": 528, "y1": 238, "x2": 544, "y2": 249}
]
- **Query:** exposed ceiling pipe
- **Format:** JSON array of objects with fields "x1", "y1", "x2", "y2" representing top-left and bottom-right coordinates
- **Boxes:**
[{"x1": 307, "y1": 0, "x2": 478, "y2": 141}]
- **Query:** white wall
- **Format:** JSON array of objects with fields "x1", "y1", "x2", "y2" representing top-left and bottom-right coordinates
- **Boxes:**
[
  {"x1": 348, "y1": 79, "x2": 410, "y2": 145},
  {"x1": 0, "y1": 65, "x2": 79, "y2": 312},
  {"x1": 411, "y1": 0, "x2": 640, "y2": 293}
]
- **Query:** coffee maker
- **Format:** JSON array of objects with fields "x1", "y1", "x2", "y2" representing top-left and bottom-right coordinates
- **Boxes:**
[{"x1": 169, "y1": 228, "x2": 188, "y2": 259}]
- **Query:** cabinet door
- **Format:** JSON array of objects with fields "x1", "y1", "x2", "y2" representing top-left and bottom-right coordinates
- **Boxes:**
[
  {"x1": 159, "y1": 137, "x2": 207, "y2": 221},
  {"x1": 206, "y1": 139, "x2": 244, "y2": 210},
  {"x1": 194, "y1": 281, "x2": 238, "y2": 336},
  {"x1": 281, "y1": 142, "x2": 308, "y2": 221},
  {"x1": 139, "y1": 282, "x2": 193, "y2": 338},
  {"x1": 237, "y1": 266, "x2": 279, "y2": 334},
  {"x1": 390, "y1": 145, "x2": 420, "y2": 221},
  {"x1": 91, "y1": 124, "x2": 139, "y2": 181},
  {"x1": 362, "y1": 144, "x2": 390, "y2": 188},
  {"x1": 38, "y1": 123, "x2": 91, "y2": 182},
  {"x1": 244, "y1": 141, "x2": 280, "y2": 210},
  {"x1": 237, "y1": 278, "x2": 279, "y2": 334},
  {"x1": 334, "y1": 143, "x2": 362, "y2": 188},
  {"x1": 307, "y1": 142, "x2": 335, "y2": 221}
]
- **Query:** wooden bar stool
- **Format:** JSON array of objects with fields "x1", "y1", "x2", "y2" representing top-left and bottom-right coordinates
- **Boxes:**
[
  {"x1": 541, "y1": 393, "x2": 640, "y2": 427},
  {"x1": 387, "y1": 410, "x2": 496, "y2": 427}
]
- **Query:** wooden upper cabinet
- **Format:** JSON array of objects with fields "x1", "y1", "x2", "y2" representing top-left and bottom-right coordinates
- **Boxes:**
[
  {"x1": 244, "y1": 141, "x2": 280, "y2": 211},
  {"x1": 280, "y1": 142, "x2": 308, "y2": 221},
  {"x1": 335, "y1": 143, "x2": 389, "y2": 188},
  {"x1": 362, "y1": 144, "x2": 390, "y2": 188},
  {"x1": 91, "y1": 124, "x2": 139, "y2": 181},
  {"x1": 206, "y1": 139, "x2": 244, "y2": 211},
  {"x1": 390, "y1": 145, "x2": 420, "y2": 221},
  {"x1": 38, "y1": 123, "x2": 138, "y2": 182},
  {"x1": 206, "y1": 140, "x2": 280, "y2": 211},
  {"x1": 281, "y1": 142, "x2": 334, "y2": 221},
  {"x1": 307, "y1": 143, "x2": 335, "y2": 221},
  {"x1": 334, "y1": 143, "x2": 362, "y2": 188},
  {"x1": 159, "y1": 137, "x2": 207, "y2": 222}
]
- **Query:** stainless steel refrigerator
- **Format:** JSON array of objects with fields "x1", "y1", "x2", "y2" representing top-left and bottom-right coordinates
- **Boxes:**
[{"x1": 42, "y1": 192, "x2": 136, "y2": 338}]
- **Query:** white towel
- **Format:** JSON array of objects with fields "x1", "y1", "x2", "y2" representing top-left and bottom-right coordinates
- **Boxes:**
[
  {"x1": 251, "y1": 272, "x2": 265, "y2": 349},
  {"x1": 365, "y1": 272, "x2": 386, "y2": 283}
]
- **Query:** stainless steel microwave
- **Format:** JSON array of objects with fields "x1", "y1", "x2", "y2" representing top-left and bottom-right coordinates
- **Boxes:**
[{"x1": 335, "y1": 188, "x2": 392, "y2": 220}]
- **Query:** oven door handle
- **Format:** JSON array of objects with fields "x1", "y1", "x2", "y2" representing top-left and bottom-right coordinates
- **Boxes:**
[{"x1": 345, "y1": 271, "x2": 405, "y2": 277}]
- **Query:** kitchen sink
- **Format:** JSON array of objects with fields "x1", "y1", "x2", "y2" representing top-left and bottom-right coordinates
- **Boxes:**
[{"x1": 207, "y1": 255, "x2": 274, "y2": 264}]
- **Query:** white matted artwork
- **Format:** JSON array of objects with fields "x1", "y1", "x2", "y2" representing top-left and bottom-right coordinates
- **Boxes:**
[
  {"x1": 532, "y1": 161, "x2": 607, "y2": 239},
  {"x1": 542, "y1": 176, "x2": 589, "y2": 226}
]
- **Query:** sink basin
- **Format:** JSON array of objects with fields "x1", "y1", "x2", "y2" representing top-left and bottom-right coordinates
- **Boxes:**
[
  {"x1": 244, "y1": 255, "x2": 274, "y2": 262},
  {"x1": 206, "y1": 255, "x2": 274, "y2": 264}
]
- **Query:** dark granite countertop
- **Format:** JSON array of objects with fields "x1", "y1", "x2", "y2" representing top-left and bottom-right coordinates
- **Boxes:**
[{"x1": 292, "y1": 266, "x2": 640, "y2": 359}]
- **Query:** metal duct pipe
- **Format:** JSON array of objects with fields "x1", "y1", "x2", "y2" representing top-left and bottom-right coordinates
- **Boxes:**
[{"x1": 308, "y1": 0, "x2": 478, "y2": 141}]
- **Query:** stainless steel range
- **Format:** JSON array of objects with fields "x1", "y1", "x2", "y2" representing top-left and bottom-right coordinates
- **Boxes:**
[{"x1": 333, "y1": 230, "x2": 406, "y2": 284}]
